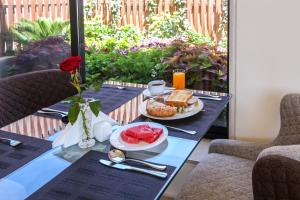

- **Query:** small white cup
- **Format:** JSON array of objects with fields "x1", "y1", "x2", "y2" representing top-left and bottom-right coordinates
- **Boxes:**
[{"x1": 148, "y1": 80, "x2": 166, "y2": 96}]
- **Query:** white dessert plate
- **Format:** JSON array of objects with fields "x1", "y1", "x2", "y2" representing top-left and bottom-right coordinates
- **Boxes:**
[
  {"x1": 110, "y1": 122, "x2": 168, "y2": 151},
  {"x1": 142, "y1": 88, "x2": 174, "y2": 97}
]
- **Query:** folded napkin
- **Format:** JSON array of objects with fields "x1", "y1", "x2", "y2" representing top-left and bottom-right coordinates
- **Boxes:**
[{"x1": 52, "y1": 111, "x2": 117, "y2": 148}]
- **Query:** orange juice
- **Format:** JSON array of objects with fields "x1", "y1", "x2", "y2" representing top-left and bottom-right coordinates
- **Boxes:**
[{"x1": 173, "y1": 70, "x2": 186, "y2": 90}]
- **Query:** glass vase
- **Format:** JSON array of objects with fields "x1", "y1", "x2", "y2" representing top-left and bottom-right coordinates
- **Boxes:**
[{"x1": 78, "y1": 100, "x2": 95, "y2": 149}]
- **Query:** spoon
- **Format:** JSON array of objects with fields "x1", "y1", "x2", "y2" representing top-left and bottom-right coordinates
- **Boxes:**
[{"x1": 108, "y1": 149, "x2": 167, "y2": 171}]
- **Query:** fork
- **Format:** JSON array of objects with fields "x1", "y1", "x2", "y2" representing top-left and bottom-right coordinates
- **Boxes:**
[
  {"x1": 145, "y1": 118, "x2": 197, "y2": 135},
  {"x1": 0, "y1": 137, "x2": 22, "y2": 147}
]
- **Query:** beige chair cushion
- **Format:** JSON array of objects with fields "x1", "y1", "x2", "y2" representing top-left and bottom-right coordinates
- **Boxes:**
[{"x1": 176, "y1": 153, "x2": 254, "y2": 200}]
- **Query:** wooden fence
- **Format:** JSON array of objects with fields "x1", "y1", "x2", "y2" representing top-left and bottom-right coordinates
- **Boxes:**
[
  {"x1": 94, "y1": 0, "x2": 224, "y2": 41},
  {"x1": 0, "y1": 0, "x2": 224, "y2": 56}
]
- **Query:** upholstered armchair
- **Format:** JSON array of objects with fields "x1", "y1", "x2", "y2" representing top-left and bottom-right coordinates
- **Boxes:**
[
  {"x1": 0, "y1": 69, "x2": 77, "y2": 128},
  {"x1": 176, "y1": 94, "x2": 300, "y2": 200}
]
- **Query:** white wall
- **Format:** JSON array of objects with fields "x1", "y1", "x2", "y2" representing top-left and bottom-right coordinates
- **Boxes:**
[{"x1": 230, "y1": 0, "x2": 300, "y2": 141}]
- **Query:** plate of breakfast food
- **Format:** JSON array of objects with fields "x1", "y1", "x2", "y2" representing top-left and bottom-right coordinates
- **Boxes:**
[
  {"x1": 110, "y1": 122, "x2": 168, "y2": 151},
  {"x1": 139, "y1": 90, "x2": 204, "y2": 120}
]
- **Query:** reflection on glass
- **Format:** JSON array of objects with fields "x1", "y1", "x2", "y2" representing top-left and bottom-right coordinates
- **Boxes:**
[{"x1": 0, "y1": 1, "x2": 71, "y2": 79}]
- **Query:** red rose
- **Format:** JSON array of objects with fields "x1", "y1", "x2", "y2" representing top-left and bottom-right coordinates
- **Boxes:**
[{"x1": 59, "y1": 56, "x2": 81, "y2": 74}]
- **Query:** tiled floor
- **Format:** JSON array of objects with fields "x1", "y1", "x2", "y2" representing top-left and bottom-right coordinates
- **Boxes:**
[{"x1": 161, "y1": 139, "x2": 211, "y2": 199}]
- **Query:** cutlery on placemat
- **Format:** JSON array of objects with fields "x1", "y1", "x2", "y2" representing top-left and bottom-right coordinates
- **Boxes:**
[
  {"x1": 37, "y1": 110, "x2": 69, "y2": 124},
  {"x1": 61, "y1": 100, "x2": 71, "y2": 104},
  {"x1": 99, "y1": 159, "x2": 168, "y2": 179},
  {"x1": 102, "y1": 85, "x2": 126, "y2": 90},
  {"x1": 37, "y1": 110, "x2": 67, "y2": 117},
  {"x1": 108, "y1": 149, "x2": 167, "y2": 171},
  {"x1": 0, "y1": 137, "x2": 22, "y2": 147},
  {"x1": 41, "y1": 108, "x2": 68, "y2": 115},
  {"x1": 61, "y1": 97, "x2": 96, "y2": 104},
  {"x1": 200, "y1": 94, "x2": 220, "y2": 98},
  {"x1": 197, "y1": 96, "x2": 222, "y2": 101},
  {"x1": 145, "y1": 118, "x2": 197, "y2": 135}
]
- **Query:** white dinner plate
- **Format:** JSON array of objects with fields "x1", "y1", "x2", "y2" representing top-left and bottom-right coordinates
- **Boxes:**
[
  {"x1": 139, "y1": 98, "x2": 204, "y2": 120},
  {"x1": 110, "y1": 122, "x2": 168, "y2": 151},
  {"x1": 142, "y1": 88, "x2": 174, "y2": 98}
]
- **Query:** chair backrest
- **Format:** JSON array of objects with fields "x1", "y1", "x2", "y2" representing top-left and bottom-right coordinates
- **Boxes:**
[
  {"x1": 272, "y1": 93, "x2": 300, "y2": 145},
  {"x1": 253, "y1": 145, "x2": 300, "y2": 200},
  {"x1": 0, "y1": 69, "x2": 77, "y2": 128}
]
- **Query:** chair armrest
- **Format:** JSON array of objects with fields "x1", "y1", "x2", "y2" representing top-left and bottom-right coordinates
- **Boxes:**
[
  {"x1": 208, "y1": 139, "x2": 269, "y2": 160},
  {"x1": 257, "y1": 145, "x2": 300, "y2": 162},
  {"x1": 253, "y1": 153, "x2": 300, "y2": 200}
]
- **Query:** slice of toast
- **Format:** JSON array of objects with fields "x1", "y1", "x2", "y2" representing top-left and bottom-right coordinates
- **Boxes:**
[{"x1": 165, "y1": 90, "x2": 193, "y2": 107}]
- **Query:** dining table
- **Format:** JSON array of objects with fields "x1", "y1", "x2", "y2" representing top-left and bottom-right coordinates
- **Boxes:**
[{"x1": 0, "y1": 81, "x2": 230, "y2": 200}]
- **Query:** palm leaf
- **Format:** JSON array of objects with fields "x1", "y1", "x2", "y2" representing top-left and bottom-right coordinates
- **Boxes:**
[{"x1": 10, "y1": 18, "x2": 70, "y2": 46}]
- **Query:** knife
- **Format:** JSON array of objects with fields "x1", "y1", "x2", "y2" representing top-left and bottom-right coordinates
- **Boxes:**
[
  {"x1": 197, "y1": 96, "x2": 222, "y2": 101},
  {"x1": 99, "y1": 159, "x2": 168, "y2": 179},
  {"x1": 37, "y1": 110, "x2": 66, "y2": 117},
  {"x1": 41, "y1": 108, "x2": 68, "y2": 115}
]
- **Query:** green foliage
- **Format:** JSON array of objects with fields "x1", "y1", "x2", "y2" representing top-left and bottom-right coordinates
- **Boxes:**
[
  {"x1": 109, "y1": 0, "x2": 122, "y2": 30},
  {"x1": 84, "y1": 0, "x2": 97, "y2": 20},
  {"x1": 68, "y1": 103, "x2": 80, "y2": 125},
  {"x1": 86, "y1": 46, "x2": 176, "y2": 84},
  {"x1": 85, "y1": 23, "x2": 142, "y2": 52},
  {"x1": 220, "y1": 0, "x2": 228, "y2": 36},
  {"x1": 10, "y1": 18, "x2": 70, "y2": 45},
  {"x1": 147, "y1": 12, "x2": 187, "y2": 38},
  {"x1": 219, "y1": 36, "x2": 228, "y2": 50},
  {"x1": 89, "y1": 100, "x2": 101, "y2": 116},
  {"x1": 82, "y1": 0, "x2": 226, "y2": 90},
  {"x1": 163, "y1": 40, "x2": 228, "y2": 91},
  {"x1": 145, "y1": 0, "x2": 158, "y2": 33},
  {"x1": 183, "y1": 30, "x2": 215, "y2": 46},
  {"x1": 146, "y1": 0, "x2": 189, "y2": 38}
]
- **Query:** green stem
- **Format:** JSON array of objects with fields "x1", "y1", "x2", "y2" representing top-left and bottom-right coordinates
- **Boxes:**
[{"x1": 80, "y1": 109, "x2": 89, "y2": 138}]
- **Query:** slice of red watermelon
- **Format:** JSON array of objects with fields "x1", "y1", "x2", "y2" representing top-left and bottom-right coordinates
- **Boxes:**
[
  {"x1": 125, "y1": 125, "x2": 155, "y2": 139},
  {"x1": 143, "y1": 133, "x2": 160, "y2": 143},
  {"x1": 121, "y1": 130, "x2": 140, "y2": 144},
  {"x1": 151, "y1": 128, "x2": 163, "y2": 136},
  {"x1": 120, "y1": 125, "x2": 163, "y2": 144}
]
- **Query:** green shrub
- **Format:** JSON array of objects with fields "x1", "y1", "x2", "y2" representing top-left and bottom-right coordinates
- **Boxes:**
[
  {"x1": 147, "y1": 12, "x2": 188, "y2": 38},
  {"x1": 183, "y1": 30, "x2": 215, "y2": 46},
  {"x1": 85, "y1": 23, "x2": 141, "y2": 52},
  {"x1": 10, "y1": 18, "x2": 70, "y2": 45},
  {"x1": 146, "y1": 0, "x2": 188, "y2": 38},
  {"x1": 86, "y1": 46, "x2": 176, "y2": 84},
  {"x1": 162, "y1": 40, "x2": 228, "y2": 91}
]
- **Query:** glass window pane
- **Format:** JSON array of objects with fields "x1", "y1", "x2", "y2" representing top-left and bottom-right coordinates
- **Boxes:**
[
  {"x1": 82, "y1": 0, "x2": 228, "y2": 93},
  {"x1": 0, "y1": 0, "x2": 71, "y2": 79}
]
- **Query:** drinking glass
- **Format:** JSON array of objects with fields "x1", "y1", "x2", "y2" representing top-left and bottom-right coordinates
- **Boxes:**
[{"x1": 173, "y1": 69, "x2": 186, "y2": 90}]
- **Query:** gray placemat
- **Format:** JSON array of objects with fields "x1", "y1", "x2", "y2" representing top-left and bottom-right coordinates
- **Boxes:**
[
  {"x1": 134, "y1": 95, "x2": 230, "y2": 141},
  {"x1": 36, "y1": 84, "x2": 144, "y2": 119},
  {"x1": 0, "y1": 130, "x2": 51, "y2": 178},
  {"x1": 27, "y1": 150, "x2": 175, "y2": 200}
]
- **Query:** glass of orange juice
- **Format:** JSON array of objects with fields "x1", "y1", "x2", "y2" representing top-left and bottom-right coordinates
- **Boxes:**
[{"x1": 173, "y1": 69, "x2": 186, "y2": 90}]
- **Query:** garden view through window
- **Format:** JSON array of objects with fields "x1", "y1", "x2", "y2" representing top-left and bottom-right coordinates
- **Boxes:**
[
  {"x1": 0, "y1": 0, "x2": 228, "y2": 94},
  {"x1": 83, "y1": 0, "x2": 228, "y2": 93}
]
